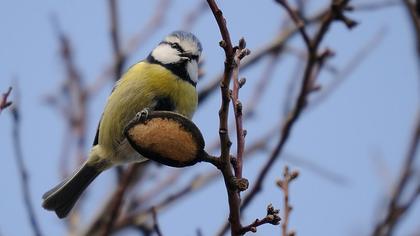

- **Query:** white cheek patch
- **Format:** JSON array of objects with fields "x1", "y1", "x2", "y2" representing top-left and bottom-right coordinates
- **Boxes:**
[
  {"x1": 186, "y1": 60, "x2": 198, "y2": 83},
  {"x1": 151, "y1": 44, "x2": 180, "y2": 64}
]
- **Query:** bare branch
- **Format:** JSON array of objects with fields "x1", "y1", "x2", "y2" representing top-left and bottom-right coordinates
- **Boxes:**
[
  {"x1": 10, "y1": 83, "x2": 43, "y2": 236},
  {"x1": 0, "y1": 87, "x2": 12, "y2": 114},
  {"x1": 275, "y1": 0, "x2": 311, "y2": 49},
  {"x1": 403, "y1": 0, "x2": 420, "y2": 67},
  {"x1": 109, "y1": 0, "x2": 124, "y2": 80},
  {"x1": 152, "y1": 207, "x2": 163, "y2": 236},
  {"x1": 231, "y1": 38, "x2": 250, "y2": 179},
  {"x1": 239, "y1": 204, "x2": 281, "y2": 234},
  {"x1": 276, "y1": 166, "x2": 299, "y2": 236}
]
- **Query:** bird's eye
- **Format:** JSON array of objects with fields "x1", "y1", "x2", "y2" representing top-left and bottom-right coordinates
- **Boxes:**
[{"x1": 169, "y1": 42, "x2": 185, "y2": 53}]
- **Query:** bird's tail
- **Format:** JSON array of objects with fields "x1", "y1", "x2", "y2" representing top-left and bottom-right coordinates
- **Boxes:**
[{"x1": 42, "y1": 162, "x2": 101, "y2": 218}]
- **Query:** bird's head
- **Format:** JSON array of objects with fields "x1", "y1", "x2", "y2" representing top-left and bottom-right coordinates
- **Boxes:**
[{"x1": 148, "y1": 31, "x2": 202, "y2": 86}]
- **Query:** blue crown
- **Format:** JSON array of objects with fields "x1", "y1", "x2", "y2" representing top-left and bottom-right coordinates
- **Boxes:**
[{"x1": 169, "y1": 31, "x2": 203, "y2": 53}]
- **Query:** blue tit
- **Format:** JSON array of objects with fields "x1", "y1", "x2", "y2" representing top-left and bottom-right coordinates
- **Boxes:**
[{"x1": 42, "y1": 31, "x2": 202, "y2": 218}]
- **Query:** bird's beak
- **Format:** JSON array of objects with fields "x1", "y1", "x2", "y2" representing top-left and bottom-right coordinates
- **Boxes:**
[
  {"x1": 179, "y1": 52, "x2": 193, "y2": 61},
  {"x1": 180, "y1": 52, "x2": 200, "y2": 62}
]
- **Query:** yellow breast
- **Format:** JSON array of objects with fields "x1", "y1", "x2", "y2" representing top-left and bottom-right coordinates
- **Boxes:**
[{"x1": 98, "y1": 61, "x2": 198, "y2": 151}]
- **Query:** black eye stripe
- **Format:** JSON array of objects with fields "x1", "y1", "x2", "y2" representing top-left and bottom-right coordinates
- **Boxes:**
[
  {"x1": 171, "y1": 43, "x2": 184, "y2": 52},
  {"x1": 160, "y1": 41, "x2": 199, "y2": 61},
  {"x1": 161, "y1": 41, "x2": 185, "y2": 53}
]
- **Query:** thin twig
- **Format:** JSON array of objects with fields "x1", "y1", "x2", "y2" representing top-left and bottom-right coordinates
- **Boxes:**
[
  {"x1": 0, "y1": 87, "x2": 12, "y2": 114},
  {"x1": 276, "y1": 0, "x2": 311, "y2": 49},
  {"x1": 231, "y1": 38, "x2": 250, "y2": 179},
  {"x1": 10, "y1": 84, "x2": 43, "y2": 236},
  {"x1": 109, "y1": 0, "x2": 124, "y2": 81},
  {"x1": 239, "y1": 204, "x2": 281, "y2": 234},
  {"x1": 152, "y1": 207, "x2": 163, "y2": 236},
  {"x1": 403, "y1": 0, "x2": 420, "y2": 67},
  {"x1": 276, "y1": 166, "x2": 299, "y2": 236}
]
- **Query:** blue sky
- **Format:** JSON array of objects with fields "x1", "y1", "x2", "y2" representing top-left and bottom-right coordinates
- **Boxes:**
[{"x1": 0, "y1": 0, "x2": 419, "y2": 236}]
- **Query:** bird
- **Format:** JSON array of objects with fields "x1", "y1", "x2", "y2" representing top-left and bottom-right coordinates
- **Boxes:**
[{"x1": 42, "y1": 31, "x2": 202, "y2": 218}]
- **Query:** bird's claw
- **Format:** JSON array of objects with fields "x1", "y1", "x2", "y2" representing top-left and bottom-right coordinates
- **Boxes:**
[{"x1": 135, "y1": 108, "x2": 151, "y2": 123}]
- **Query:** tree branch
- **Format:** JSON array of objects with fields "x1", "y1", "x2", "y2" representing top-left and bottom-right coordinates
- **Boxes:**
[
  {"x1": 206, "y1": 1, "x2": 246, "y2": 235},
  {"x1": 152, "y1": 207, "x2": 164, "y2": 236},
  {"x1": 10, "y1": 84, "x2": 43, "y2": 236},
  {"x1": 0, "y1": 87, "x2": 12, "y2": 114},
  {"x1": 231, "y1": 38, "x2": 250, "y2": 179},
  {"x1": 109, "y1": 0, "x2": 125, "y2": 81},
  {"x1": 239, "y1": 204, "x2": 281, "y2": 234},
  {"x1": 276, "y1": 166, "x2": 299, "y2": 236}
]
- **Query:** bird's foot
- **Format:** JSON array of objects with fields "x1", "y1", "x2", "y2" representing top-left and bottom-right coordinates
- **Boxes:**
[{"x1": 135, "y1": 108, "x2": 151, "y2": 123}]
